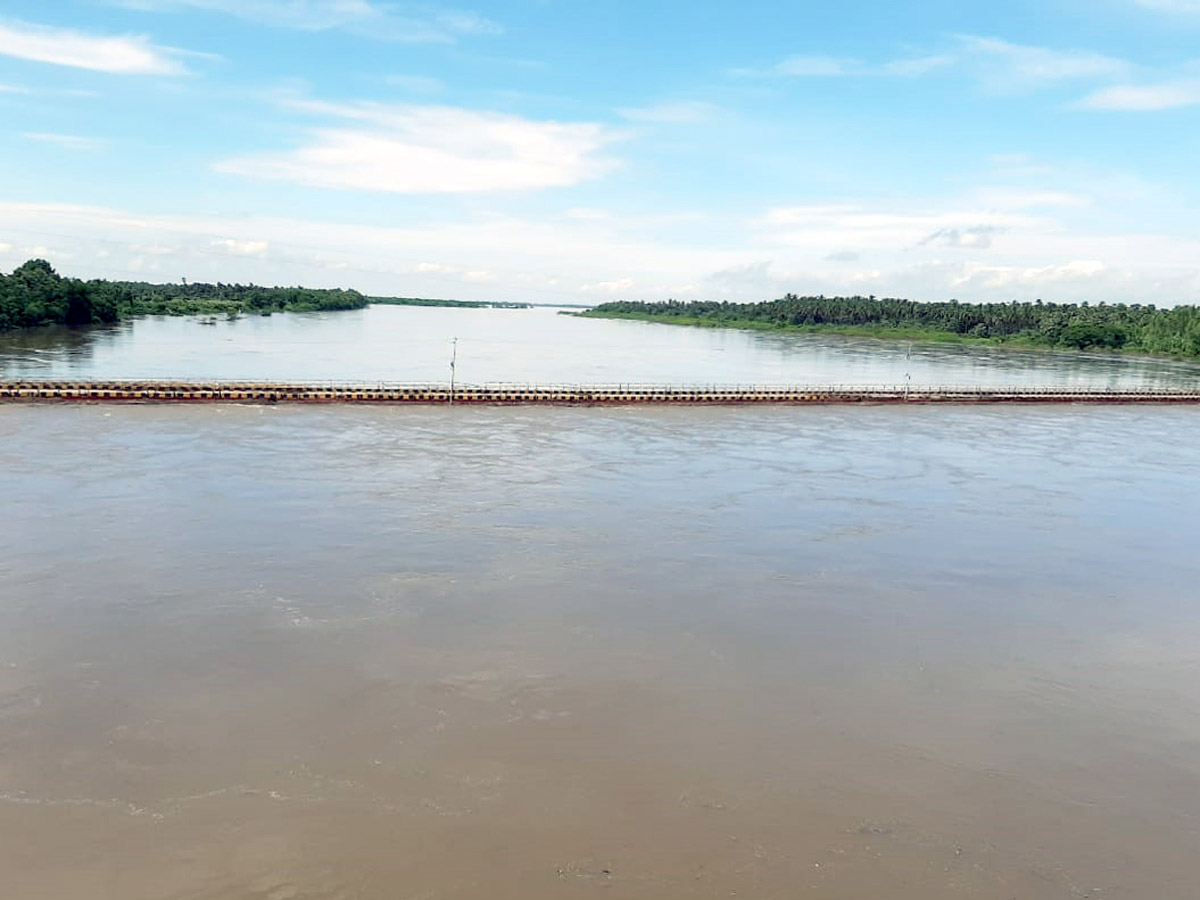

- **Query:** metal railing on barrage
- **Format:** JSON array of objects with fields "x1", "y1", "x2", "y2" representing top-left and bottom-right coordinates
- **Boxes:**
[
  {"x1": 1, "y1": 378, "x2": 1199, "y2": 402},
  {"x1": 1, "y1": 377, "x2": 1199, "y2": 392}
]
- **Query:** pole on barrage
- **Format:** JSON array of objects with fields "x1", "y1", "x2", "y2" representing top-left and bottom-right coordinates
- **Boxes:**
[
  {"x1": 904, "y1": 342, "x2": 912, "y2": 401},
  {"x1": 449, "y1": 337, "x2": 458, "y2": 405}
]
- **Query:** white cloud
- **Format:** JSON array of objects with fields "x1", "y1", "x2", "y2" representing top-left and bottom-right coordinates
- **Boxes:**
[
  {"x1": 21, "y1": 132, "x2": 109, "y2": 151},
  {"x1": 1077, "y1": 81, "x2": 1200, "y2": 110},
  {"x1": 739, "y1": 36, "x2": 1130, "y2": 93},
  {"x1": 582, "y1": 278, "x2": 636, "y2": 293},
  {"x1": 731, "y1": 54, "x2": 861, "y2": 77},
  {"x1": 2, "y1": 193, "x2": 1199, "y2": 305},
  {"x1": 212, "y1": 238, "x2": 269, "y2": 256},
  {"x1": 0, "y1": 201, "x2": 744, "y2": 301},
  {"x1": 709, "y1": 259, "x2": 776, "y2": 290},
  {"x1": 970, "y1": 188, "x2": 1090, "y2": 209},
  {"x1": 113, "y1": 0, "x2": 500, "y2": 42},
  {"x1": 433, "y1": 11, "x2": 498, "y2": 35},
  {"x1": 129, "y1": 242, "x2": 178, "y2": 256},
  {"x1": 761, "y1": 204, "x2": 1046, "y2": 249},
  {"x1": 415, "y1": 262, "x2": 458, "y2": 274},
  {"x1": 763, "y1": 204, "x2": 861, "y2": 225},
  {"x1": 956, "y1": 36, "x2": 1129, "y2": 90},
  {"x1": 617, "y1": 101, "x2": 717, "y2": 123},
  {"x1": 880, "y1": 54, "x2": 956, "y2": 76},
  {"x1": 1134, "y1": 0, "x2": 1200, "y2": 12},
  {"x1": 919, "y1": 226, "x2": 1003, "y2": 249},
  {"x1": 216, "y1": 101, "x2": 621, "y2": 194},
  {"x1": 0, "y1": 19, "x2": 186, "y2": 74},
  {"x1": 751, "y1": 192, "x2": 1200, "y2": 301},
  {"x1": 951, "y1": 259, "x2": 1108, "y2": 289},
  {"x1": 565, "y1": 208, "x2": 611, "y2": 221}
]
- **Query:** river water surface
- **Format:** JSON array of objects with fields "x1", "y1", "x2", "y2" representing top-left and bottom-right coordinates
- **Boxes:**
[
  {"x1": 3, "y1": 304, "x2": 1200, "y2": 387},
  {"x1": 1, "y1": 309, "x2": 1199, "y2": 899}
]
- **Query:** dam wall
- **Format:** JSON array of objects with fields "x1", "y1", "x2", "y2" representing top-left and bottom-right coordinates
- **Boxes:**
[{"x1": 3, "y1": 380, "x2": 1200, "y2": 404}]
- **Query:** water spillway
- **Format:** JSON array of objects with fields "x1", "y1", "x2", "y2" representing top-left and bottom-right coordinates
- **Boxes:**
[{"x1": 3, "y1": 380, "x2": 1200, "y2": 404}]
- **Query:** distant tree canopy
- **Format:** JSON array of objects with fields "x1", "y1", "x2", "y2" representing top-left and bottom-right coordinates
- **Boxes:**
[
  {"x1": 586, "y1": 295, "x2": 1200, "y2": 358},
  {"x1": 0, "y1": 259, "x2": 368, "y2": 331},
  {"x1": 0, "y1": 259, "x2": 124, "y2": 330}
]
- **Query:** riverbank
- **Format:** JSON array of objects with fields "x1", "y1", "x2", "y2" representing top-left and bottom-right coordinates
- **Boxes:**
[
  {"x1": 580, "y1": 297, "x2": 1200, "y2": 361},
  {"x1": 579, "y1": 309, "x2": 1041, "y2": 346}
]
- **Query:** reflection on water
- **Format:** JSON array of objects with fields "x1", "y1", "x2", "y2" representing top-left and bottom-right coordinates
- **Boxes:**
[
  {"x1": 1, "y1": 404, "x2": 1198, "y2": 899},
  {"x1": 0, "y1": 321, "x2": 115, "y2": 369},
  {"x1": 3, "y1": 304, "x2": 1200, "y2": 387}
]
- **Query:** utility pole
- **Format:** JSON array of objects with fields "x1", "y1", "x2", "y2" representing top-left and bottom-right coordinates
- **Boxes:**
[
  {"x1": 904, "y1": 342, "x2": 912, "y2": 401},
  {"x1": 449, "y1": 337, "x2": 458, "y2": 405}
]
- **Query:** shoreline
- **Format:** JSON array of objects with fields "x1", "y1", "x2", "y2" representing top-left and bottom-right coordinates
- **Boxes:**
[{"x1": 575, "y1": 310, "x2": 1200, "y2": 364}]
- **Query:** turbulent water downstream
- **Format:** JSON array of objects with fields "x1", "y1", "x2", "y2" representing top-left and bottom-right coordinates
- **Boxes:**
[
  {"x1": 2, "y1": 402, "x2": 1199, "y2": 899},
  {"x1": 2, "y1": 308, "x2": 1199, "y2": 899}
]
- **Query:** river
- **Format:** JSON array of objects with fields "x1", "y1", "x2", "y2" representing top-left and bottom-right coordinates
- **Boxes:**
[
  {"x1": 1, "y1": 309, "x2": 1199, "y2": 899},
  {"x1": 2, "y1": 304, "x2": 1200, "y2": 387}
]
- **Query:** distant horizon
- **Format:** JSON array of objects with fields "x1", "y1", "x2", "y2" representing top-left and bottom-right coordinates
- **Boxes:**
[
  {"x1": 2, "y1": 1, "x2": 1200, "y2": 306},
  {"x1": 10, "y1": 254, "x2": 1200, "y2": 311}
]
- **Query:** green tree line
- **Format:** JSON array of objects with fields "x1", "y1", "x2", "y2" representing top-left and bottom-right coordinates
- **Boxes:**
[
  {"x1": 585, "y1": 294, "x2": 1200, "y2": 358},
  {"x1": 0, "y1": 259, "x2": 368, "y2": 331}
]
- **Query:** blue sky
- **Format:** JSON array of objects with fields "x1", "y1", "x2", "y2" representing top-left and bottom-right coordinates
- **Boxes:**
[{"x1": 2, "y1": 0, "x2": 1200, "y2": 303}]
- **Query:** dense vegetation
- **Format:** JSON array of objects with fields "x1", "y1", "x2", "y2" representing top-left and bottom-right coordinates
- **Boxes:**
[
  {"x1": 585, "y1": 295, "x2": 1200, "y2": 358},
  {"x1": 0, "y1": 259, "x2": 368, "y2": 331},
  {"x1": 371, "y1": 296, "x2": 531, "y2": 309}
]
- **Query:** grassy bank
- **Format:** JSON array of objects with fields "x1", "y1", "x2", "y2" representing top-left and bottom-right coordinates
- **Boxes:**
[
  {"x1": 581, "y1": 296, "x2": 1200, "y2": 360},
  {"x1": 580, "y1": 310, "x2": 1036, "y2": 345}
]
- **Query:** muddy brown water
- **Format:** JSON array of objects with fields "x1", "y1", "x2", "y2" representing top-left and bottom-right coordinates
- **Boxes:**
[{"x1": 2, "y1": 403, "x2": 1199, "y2": 899}]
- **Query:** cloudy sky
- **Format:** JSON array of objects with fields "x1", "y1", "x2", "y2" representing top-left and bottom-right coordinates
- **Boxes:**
[{"x1": 2, "y1": 0, "x2": 1200, "y2": 303}]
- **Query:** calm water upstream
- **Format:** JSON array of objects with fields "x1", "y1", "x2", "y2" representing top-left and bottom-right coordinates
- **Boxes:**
[
  {"x1": 1, "y1": 400, "x2": 1198, "y2": 899},
  {"x1": 3, "y1": 304, "x2": 1200, "y2": 387}
]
